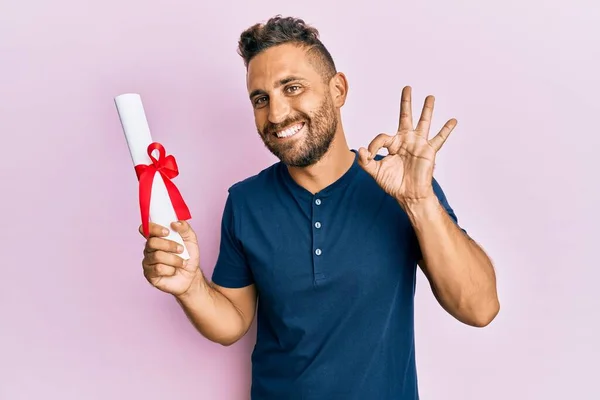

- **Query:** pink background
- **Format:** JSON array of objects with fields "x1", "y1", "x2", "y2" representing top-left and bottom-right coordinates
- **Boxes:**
[{"x1": 1, "y1": 0, "x2": 598, "y2": 399}]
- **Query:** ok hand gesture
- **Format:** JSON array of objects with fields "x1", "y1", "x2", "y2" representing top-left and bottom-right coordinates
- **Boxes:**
[{"x1": 358, "y1": 86, "x2": 457, "y2": 207}]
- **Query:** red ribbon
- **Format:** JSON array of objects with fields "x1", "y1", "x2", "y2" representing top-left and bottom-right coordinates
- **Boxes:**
[{"x1": 134, "y1": 142, "x2": 191, "y2": 238}]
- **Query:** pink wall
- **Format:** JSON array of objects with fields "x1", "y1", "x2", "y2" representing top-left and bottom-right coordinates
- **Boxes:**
[{"x1": 1, "y1": 1, "x2": 598, "y2": 399}]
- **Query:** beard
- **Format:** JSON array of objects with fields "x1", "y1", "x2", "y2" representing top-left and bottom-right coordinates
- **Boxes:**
[{"x1": 257, "y1": 95, "x2": 338, "y2": 168}]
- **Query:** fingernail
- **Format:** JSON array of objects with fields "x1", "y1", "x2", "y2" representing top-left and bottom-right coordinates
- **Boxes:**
[
  {"x1": 177, "y1": 245, "x2": 183, "y2": 253},
  {"x1": 162, "y1": 229, "x2": 169, "y2": 235}
]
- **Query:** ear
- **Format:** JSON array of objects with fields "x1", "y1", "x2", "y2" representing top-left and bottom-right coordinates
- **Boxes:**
[{"x1": 329, "y1": 72, "x2": 348, "y2": 108}]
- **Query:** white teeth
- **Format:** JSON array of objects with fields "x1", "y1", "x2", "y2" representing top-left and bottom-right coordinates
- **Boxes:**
[{"x1": 276, "y1": 123, "x2": 304, "y2": 138}]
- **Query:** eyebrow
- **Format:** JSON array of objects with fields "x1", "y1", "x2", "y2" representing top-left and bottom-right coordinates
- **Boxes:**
[{"x1": 249, "y1": 76, "x2": 306, "y2": 100}]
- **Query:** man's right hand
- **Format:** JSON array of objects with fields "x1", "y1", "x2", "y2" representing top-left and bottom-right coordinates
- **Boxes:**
[
  {"x1": 139, "y1": 219, "x2": 258, "y2": 346},
  {"x1": 140, "y1": 220, "x2": 202, "y2": 297}
]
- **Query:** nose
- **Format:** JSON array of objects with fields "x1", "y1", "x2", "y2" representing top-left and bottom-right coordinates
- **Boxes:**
[{"x1": 267, "y1": 95, "x2": 290, "y2": 125}]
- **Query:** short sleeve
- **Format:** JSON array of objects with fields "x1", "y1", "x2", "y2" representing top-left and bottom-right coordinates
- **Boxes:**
[{"x1": 211, "y1": 193, "x2": 254, "y2": 288}]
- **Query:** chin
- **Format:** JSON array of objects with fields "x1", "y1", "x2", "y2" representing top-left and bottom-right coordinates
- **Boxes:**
[
  {"x1": 283, "y1": 148, "x2": 326, "y2": 167},
  {"x1": 262, "y1": 129, "x2": 334, "y2": 168}
]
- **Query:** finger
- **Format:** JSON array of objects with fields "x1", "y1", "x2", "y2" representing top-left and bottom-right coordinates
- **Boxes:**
[
  {"x1": 145, "y1": 249, "x2": 186, "y2": 269},
  {"x1": 145, "y1": 236, "x2": 184, "y2": 255},
  {"x1": 429, "y1": 118, "x2": 457, "y2": 151},
  {"x1": 139, "y1": 222, "x2": 170, "y2": 238},
  {"x1": 398, "y1": 86, "x2": 413, "y2": 132},
  {"x1": 415, "y1": 95, "x2": 435, "y2": 136},
  {"x1": 143, "y1": 263, "x2": 176, "y2": 279},
  {"x1": 170, "y1": 220, "x2": 198, "y2": 244},
  {"x1": 357, "y1": 147, "x2": 378, "y2": 178},
  {"x1": 358, "y1": 133, "x2": 394, "y2": 178},
  {"x1": 366, "y1": 133, "x2": 395, "y2": 158}
]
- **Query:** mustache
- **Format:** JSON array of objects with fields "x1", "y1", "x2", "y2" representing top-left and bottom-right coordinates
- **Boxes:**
[{"x1": 263, "y1": 115, "x2": 308, "y2": 135}]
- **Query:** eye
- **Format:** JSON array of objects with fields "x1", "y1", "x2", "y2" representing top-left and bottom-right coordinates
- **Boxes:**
[
  {"x1": 285, "y1": 85, "x2": 301, "y2": 93},
  {"x1": 254, "y1": 96, "x2": 267, "y2": 106}
]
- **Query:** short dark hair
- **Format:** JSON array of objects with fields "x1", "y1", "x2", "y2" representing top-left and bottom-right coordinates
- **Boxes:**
[{"x1": 237, "y1": 15, "x2": 337, "y2": 82}]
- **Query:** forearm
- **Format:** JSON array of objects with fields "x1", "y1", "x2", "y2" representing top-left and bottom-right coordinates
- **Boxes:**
[
  {"x1": 174, "y1": 272, "x2": 248, "y2": 346},
  {"x1": 403, "y1": 195, "x2": 499, "y2": 327}
]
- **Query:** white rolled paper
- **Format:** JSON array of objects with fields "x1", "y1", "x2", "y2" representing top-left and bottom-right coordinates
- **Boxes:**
[{"x1": 114, "y1": 93, "x2": 190, "y2": 260}]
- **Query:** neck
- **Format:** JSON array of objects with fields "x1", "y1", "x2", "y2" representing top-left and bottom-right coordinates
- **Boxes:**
[{"x1": 286, "y1": 129, "x2": 355, "y2": 194}]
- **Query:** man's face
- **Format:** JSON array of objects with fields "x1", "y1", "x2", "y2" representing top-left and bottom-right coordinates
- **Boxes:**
[{"x1": 246, "y1": 43, "x2": 338, "y2": 167}]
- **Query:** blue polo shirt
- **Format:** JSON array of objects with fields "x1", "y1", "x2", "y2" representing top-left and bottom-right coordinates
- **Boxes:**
[{"x1": 212, "y1": 150, "x2": 463, "y2": 400}]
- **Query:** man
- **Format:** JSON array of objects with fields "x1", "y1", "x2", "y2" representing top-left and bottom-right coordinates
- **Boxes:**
[{"x1": 140, "y1": 15, "x2": 499, "y2": 399}]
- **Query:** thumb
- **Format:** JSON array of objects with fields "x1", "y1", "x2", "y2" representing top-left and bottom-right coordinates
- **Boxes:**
[
  {"x1": 357, "y1": 147, "x2": 378, "y2": 178},
  {"x1": 170, "y1": 220, "x2": 197, "y2": 244},
  {"x1": 171, "y1": 220, "x2": 200, "y2": 265}
]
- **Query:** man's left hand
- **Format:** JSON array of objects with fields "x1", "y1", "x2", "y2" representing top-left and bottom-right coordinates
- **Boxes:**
[{"x1": 358, "y1": 86, "x2": 457, "y2": 208}]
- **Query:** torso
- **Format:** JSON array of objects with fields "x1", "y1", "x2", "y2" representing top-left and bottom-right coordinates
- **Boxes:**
[{"x1": 214, "y1": 151, "x2": 422, "y2": 399}]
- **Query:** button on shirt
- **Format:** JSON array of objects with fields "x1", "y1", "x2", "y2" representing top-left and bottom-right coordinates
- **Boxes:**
[{"x1": 212, "y1": 150, "x2": 464, "y2": 400}]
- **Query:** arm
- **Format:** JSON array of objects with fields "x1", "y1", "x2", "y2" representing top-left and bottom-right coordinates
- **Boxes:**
[
  {"x1": 176, "y1": 190, "x2": 258, "y2": 346},
  {"x1": 175, "y1": 274, "x2": 257, "y2": 346},
  {"x1": 141, "y1": 218, "x2": 257, "y2": 347},
  {"x1": 141, "y1": 191, "x2": 257, "y2": 347},
  {"x1": 405, "y1": 195, "x2": 499, "y2": 327},
  {"x1": 357, "y1": 86, "x2": 499, "y2": 326}
]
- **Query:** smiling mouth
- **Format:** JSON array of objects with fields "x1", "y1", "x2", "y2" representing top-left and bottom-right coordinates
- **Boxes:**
[{"x1": 275, "y1": 122, "x2": 305, "y2": 138}]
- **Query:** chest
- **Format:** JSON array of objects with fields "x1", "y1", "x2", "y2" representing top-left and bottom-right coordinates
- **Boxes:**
[{"x1": 238, "y1": 186, "x2": 420, "y2": 305}]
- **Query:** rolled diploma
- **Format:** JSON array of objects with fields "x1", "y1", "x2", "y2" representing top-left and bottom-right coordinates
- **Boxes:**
[{"x1": 114, "y1": 93, "x2": 190, "y2": 260}]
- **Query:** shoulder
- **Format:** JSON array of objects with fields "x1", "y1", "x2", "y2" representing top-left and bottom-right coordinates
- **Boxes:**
[
  {"x1": 220, "y1": 162, "x2": 284, "y2": 238},
  {"x1": 226, "y1": 161, "x2": 282, "y2": 203}
]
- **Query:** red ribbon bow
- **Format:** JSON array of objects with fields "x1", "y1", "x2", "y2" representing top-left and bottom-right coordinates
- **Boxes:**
[{"x1": 134, "y1": 142, "x2": 191, "y2": 238}]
